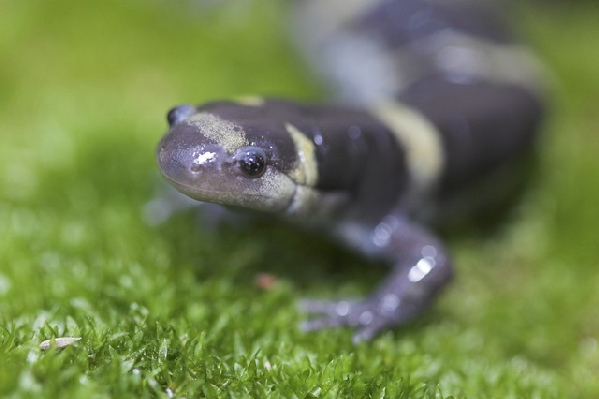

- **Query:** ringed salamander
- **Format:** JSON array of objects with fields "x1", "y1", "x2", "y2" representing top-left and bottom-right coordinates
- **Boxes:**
[{"x1": 155, "y1": 0, "x2": 546, "y2": 343}]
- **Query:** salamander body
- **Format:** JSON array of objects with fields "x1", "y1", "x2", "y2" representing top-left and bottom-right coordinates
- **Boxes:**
[{"x1": 156, "y1": 0, "x2": 545, "y2": 342}]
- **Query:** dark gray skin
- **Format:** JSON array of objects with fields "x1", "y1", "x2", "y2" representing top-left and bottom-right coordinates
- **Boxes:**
[{"x1": 155, "y1": 0, "x2": 545, "y2": 342}]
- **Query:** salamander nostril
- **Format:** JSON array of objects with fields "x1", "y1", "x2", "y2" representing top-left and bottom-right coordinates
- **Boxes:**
[{"x1": 166, "y1": 104, "x2": 197, "y2": 127}]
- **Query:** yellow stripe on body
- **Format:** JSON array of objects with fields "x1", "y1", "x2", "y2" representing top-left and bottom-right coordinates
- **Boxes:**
[
  {"x1": 428, "y1": 31, "x2": 548, "y2": 98},
  {"x1": 296, "y1": 0, "x2": 380, "y2": 40},
  {"x1": 372, "y1": 103, "x2": 444, "y2": 192},
  {"x1": 392, "y1": 30, "x2": 548, "y2": 99},
  {"x1": 233, "y1": 96, "x2": 265, "y2": 106},
  {"x1": 284, "y1": 123, "x2": 319, "y2": 187}
]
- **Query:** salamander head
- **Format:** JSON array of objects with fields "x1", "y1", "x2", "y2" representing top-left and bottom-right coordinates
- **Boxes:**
[{"x1": 157, "y1": 102, "x2": 311, "y2": 213}]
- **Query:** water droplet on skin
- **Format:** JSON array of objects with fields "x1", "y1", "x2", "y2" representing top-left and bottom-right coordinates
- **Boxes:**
[
  {"x1": 313, "y1": 134, "x2": 323, "y2": 146},
  {"x1": 408, "y1": 257, "x2": 435, "y2": 282},
  {"x1": 421, "y1": 244, "x2": 437, "y2": 258},
  {"x1": 381, "y1": 294, "x2": 400, "y2": 313},
  {"x1": 336, "y1": 301, "x2": 351, "y2": 316},
  {"x1": 358, "y1": 311, "x2": 374, "y2": 326}
]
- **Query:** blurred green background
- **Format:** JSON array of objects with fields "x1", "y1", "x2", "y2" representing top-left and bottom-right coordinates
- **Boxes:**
[{"x1": 1, "y1": 0, "x2": 598, "y2": 397}]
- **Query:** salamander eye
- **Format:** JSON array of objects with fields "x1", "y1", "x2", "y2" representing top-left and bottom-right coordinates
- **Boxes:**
[{"x1": 235, "y1": 147, "x2": 266, "y2": 178}]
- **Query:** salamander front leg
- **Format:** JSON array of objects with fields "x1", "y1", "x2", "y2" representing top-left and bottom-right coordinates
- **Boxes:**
[{"x1": 300, "y1": 219, "x2": 453, "y2": 343}]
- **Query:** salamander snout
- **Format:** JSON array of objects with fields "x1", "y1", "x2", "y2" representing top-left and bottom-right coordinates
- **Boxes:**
[{"x1": 157, "y1": 125, "x2": 225, "y2": 185}]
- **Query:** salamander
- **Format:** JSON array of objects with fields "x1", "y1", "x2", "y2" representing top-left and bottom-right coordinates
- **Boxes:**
[{"x1": 155, "y1": 0, "x2": 546, "y2": 343}]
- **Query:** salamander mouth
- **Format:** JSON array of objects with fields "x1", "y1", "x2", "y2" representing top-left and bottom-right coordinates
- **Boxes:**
[
  {"x1": 160, "y1": 173, "x2": 225, "y2": 199},
  {"x1": 159, "y1": 165, "x2": 297, "y2": 212}
]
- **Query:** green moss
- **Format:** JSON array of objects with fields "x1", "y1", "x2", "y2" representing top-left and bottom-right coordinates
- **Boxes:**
[{"x1": 0, "y1": 0, "x2": 597, "y2": 397}]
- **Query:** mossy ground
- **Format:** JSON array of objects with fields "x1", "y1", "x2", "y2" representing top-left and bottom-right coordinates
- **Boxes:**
[{"x1": 1, "y1": 1, "x2": 598, "y2": 397}]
